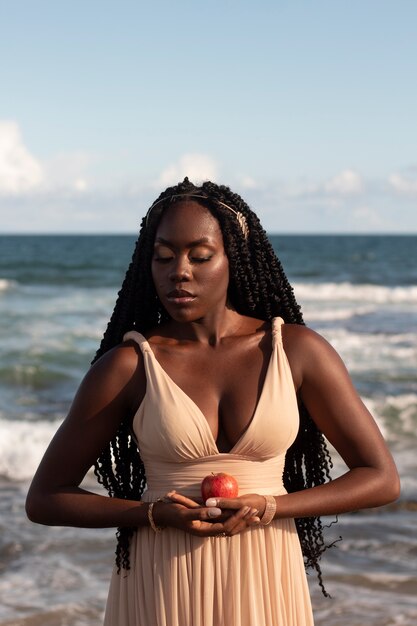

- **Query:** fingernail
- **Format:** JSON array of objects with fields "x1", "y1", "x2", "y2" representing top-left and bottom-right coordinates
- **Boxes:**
[
  {"x1": 208, "y1": 507, "x2": 222, "y2": 518},
  {"x1": 243, "y1": 506, "x2": 251, "y2": 515},
  {"x1": 206, "y1": 498, "x2": 218, "y2": 507},
  {"x1": 253, "y1": 517, "x2": 261, "y2": 524},
  {"x1": 251, "y1": 508, "x2": 259, "y2": 516}
]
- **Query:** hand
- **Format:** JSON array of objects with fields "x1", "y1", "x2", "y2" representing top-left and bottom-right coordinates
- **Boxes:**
[
  {"x1": 153, "y1": 491, "x2": 261, "y2": 537},
  {"x1": 204, "y1": 493, "x2": 268, "y2": 518}
]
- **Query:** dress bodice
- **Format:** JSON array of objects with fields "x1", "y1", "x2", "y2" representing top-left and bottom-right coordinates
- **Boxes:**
[{"x1": 123, "y1": 317, "x2": 299, "y2": 498}]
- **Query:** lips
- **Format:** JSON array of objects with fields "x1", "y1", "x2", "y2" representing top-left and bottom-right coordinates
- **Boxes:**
[
  {"x1": 166, "y1": 288, "x2": 196, "y2": 305},
  {"x1": 167, "y1": 289, "x2": 195, "y2": 298}
]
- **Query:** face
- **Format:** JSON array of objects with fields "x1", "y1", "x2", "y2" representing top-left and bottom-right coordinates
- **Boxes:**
[{"x1": 151, "y1": 201, "x2": 230, "y2": 322}]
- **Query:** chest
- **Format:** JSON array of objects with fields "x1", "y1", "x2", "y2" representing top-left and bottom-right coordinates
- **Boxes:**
[{"x1": 150, "y1": 339, "x2": 272, "y2": 448}]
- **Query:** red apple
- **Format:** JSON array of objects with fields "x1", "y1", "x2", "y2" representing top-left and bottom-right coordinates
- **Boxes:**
[{"x1": 201, "y1": 472, "x2": 239, "y2": 500}]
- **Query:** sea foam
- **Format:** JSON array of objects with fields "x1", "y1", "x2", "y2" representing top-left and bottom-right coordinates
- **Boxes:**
[
  {"x1": 0, "y1": 416, "x2": 62, "y2": 481},
  {"x1": 293, "y1": 282, "x2": 417, "y2": 304},
  {"x1": 0, "y1": 278, "x2": 17, "y2": 291}
]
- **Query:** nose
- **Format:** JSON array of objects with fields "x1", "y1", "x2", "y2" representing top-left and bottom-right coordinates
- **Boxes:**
[{"x1": 168, "y1": 255, "x2": 191, "y2": 282}]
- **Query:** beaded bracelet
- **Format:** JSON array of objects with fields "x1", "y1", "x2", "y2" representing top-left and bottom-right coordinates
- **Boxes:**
[
  {"x1": 260, "y1": 495, "x2": 277, "y2": 525},
  {"x1": 147, "y1": 502, "x2": 165, "y2": 532}
]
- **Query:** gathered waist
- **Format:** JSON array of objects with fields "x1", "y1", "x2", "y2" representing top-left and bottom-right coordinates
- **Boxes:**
[{"x1": 141, "y1": 455, "x2": 287, "y2": 501}]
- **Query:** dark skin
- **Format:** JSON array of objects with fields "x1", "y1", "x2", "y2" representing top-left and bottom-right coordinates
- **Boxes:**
[{"x1": 26, "y1": 201, "x2": 400, "y2": 537}]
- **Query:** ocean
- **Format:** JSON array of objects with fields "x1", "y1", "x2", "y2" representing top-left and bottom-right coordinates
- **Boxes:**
[{"x1": 0, "y1": 234, "x2": 416, "y2": 625}]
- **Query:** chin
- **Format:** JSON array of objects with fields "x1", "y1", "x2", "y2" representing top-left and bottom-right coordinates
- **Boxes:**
[{"x1": 163, "y1": 305, "x2": 201, "y2": 323}]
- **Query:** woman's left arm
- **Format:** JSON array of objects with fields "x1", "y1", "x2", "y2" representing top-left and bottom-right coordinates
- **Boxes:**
[{"x1": 271, "y1": 324, "x2": 400, "y2": 518}]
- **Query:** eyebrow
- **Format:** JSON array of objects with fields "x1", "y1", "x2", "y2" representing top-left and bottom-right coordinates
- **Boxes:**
[{"x1": 154, "y1": 237, "x2": 212, "y2": 247}]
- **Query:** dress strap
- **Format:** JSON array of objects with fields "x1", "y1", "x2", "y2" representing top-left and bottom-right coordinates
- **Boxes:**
[
  {"x1": 271, "y1": 317, "x2": 284, "y2": 347},
  {"x1": 123, "y1": 330, "x2": 151, "y2": 354}
]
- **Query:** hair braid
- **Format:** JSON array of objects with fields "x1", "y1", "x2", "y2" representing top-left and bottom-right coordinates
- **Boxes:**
[{"x1": 93, "y1": 177, "x2": 335, "y2": 593}]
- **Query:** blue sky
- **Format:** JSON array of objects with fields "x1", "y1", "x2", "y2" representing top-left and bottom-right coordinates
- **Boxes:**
[{"x1": 0, "y1": 0, "x2": 416, "y2": 233}]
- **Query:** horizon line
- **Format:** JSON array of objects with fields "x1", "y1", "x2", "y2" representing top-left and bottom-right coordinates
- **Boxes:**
[{"x1": 0, "y1": 231, "x2": 416, "y2": 237}]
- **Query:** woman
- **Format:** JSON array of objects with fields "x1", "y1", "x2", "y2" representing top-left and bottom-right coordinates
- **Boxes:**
[{"x1": 26, "y1": 178, "x2": 400, "y2": 626}]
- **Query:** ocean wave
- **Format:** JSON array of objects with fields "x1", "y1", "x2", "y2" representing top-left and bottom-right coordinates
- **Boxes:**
[
  {"x1": 0, "y1": 278, "x2": 17, "y2": 291},
  {"x1": 0, "y1": 550, "x2": 110, "y2": 623},
  {"x1": 293, "y1": 282, "x2": 417, "y2": 304},
  {"x1": 0, "y1": 363, "x2": 76, "y2": 390},
  {"x1": 378, "y1": 394, "x2": 417, "y2": 436},
  {"x1": 364, "y1": 394, "x2": 417, "y2": 429},
  {"x1": 323, "y1": 328, "x2": 416, "y2": 349},
  {"x1": 0, "y1": 416, "x2": 106, "y2": 482},
  {"x1": 305, "y1": 306, "x2": 376, "y2": 321},
  {"x1": 0, "y1": 417, "x2": 62, "y2": 481},
  {"x1": 322, "y1": 393, "x2": 416, "y2": 489},
  {"x1": 318, "y1": 328, "x2": 417, "y2": 374}
]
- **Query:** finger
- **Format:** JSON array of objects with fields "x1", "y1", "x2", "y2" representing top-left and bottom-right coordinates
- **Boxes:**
[
  {"x1": 185, "y1": 507, "x2": 223, "y2": 522},
  {"x1": 223, "y1": 505, "x2": 251, "y2": 529},
  {"x1": 205, "y1": 497, "x2": 243, "y2": 509},
  {"x1": 167, "y1": 491, "x2": 204, "y2": 505},
  {"x1": 166, "y1": 492, "x2": 201, "y2": 509},
  {"x1": 190, "y1": 509, "x2": 234, "y2": 524},
  {"x1": 205, "y1": 494, "x2": 266, "y2": 513},
  {"x1": 188, "y1": 509, "x2": 259, "y2": 537},
  {"x1": 198, "y1": 508, "x2": 252, "y2": 537},
  {"x1": 223, "y1": 506, "x2": 259, "y2": 533},
  {"x1": 207, "y1": 507, "x2": 223, "y2": 519},
  {"x1": 189, "y1": 520, "x2": 226, "y2": 536}
]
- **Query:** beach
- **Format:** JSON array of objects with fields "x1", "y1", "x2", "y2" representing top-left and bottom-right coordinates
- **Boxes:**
[{"x1": 0, "y1": 234, "x2": 416, "y2": 625}]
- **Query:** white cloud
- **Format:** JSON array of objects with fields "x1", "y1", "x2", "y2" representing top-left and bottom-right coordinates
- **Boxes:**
[
  {"x1": 239, "y1": 176, "x2": 259, "y2": 190},
  {"x1": 0, "y1": 120, "x2": 44, "y2": 194},
  {"x1": 0, "y1": 120, "x2": 95, "y2": 196},
  {"x1": 43, "y1": 152, "x2": 93, "y2": 192},
  {"x1": 246, "y1": 171, "x2": 408, "y2": 233},
  {"x1": 74, "y1": 178, "x2": 88, "y2": 192},
  {"x1": 323, "y1": 169, "x2": 364, "y2": 195},
  {"x1": 350, "y1": 206, "x2": 389, "y2": 230},
  {"x1": 0, "y1": 129, "x2": 415, "y2": 233},
  {"x1": 283, "y1": 178, "x2": 319, "y2": 198},
  {"x1": 155, "y1": 153, "x2": 218, "y2": 188},
  {"x1": 388, "y1": 172, "x2": 417, "y2": 195},
  {"x1": 282, "y1": 169, "x2": 364, "y2": 199}
]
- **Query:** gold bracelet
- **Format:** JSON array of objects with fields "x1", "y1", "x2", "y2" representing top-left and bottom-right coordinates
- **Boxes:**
[
  {"x1": 147, "y1": 502, "x2": 165, "y2": 532},
  {"x1": 260, "y1": 495, "x2": 276, "y2": 525}
]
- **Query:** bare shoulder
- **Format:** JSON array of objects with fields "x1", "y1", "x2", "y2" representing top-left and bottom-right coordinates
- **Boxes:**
[
  {"x1": 281, "y1": 323, "x2": 343, "y2": 389},
  {"x1": 89, "y1": 338, "x2": 145, "y2": 385},
  {"x1": 72, "y1": 338, "x2": 146, "y2": 420},
  {"x1": 107, "y1": 337, "x2": 144, "y2": 372},
  {"x1": 281, "y1": 323, "x2": 333, "y2": 353}
]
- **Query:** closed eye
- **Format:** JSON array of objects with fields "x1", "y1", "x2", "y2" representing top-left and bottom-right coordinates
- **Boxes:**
[
  {"x1": 191, "y1": 256, "x2": 212, "y2": 263},
  {"x1": 154, "y1": 256, "x2": 174, "y2": 263}
]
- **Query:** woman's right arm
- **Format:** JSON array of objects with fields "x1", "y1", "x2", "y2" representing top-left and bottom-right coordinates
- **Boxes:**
[{"x1": 25, "y1": 340, "x2": 151, "y2": 528}]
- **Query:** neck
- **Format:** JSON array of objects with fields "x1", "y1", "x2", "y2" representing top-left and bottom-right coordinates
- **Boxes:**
[{"x1": 166, "y1": 308, "x2": 244, "y2": 346}]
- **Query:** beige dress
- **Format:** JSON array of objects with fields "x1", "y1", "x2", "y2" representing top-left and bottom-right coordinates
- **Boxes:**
[{"x1": 104, "y1": 317, "x2": 314, "y2": 626}]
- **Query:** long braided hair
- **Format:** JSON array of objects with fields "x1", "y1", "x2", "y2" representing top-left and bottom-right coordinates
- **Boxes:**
[{"x1": 93, "y1": 177, "x2": 334, "y2": 595}]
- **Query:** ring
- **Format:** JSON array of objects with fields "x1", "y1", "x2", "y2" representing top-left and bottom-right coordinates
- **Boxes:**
[{"x1": 216, "y1": 532, "x2": 228, "y2": 538}]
